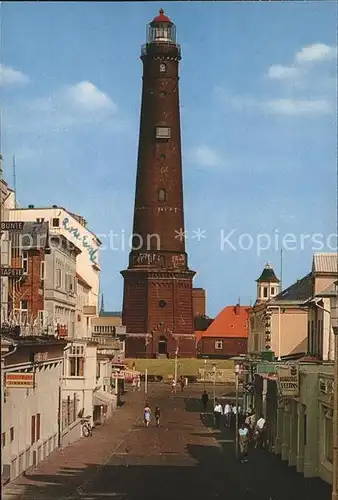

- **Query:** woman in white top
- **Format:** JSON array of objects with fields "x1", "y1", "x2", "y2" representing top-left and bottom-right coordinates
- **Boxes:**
[{"x1": 213, "y1": 398, "x2": 223, "y2": 428}]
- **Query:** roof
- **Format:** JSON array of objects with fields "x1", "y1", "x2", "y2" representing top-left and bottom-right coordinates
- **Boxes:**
[
  {"x1": 312, "y1": 253, "x2": 338, "y2": 274},
  {"x1": 99, "y1": 311, "x2": 122, "y2": 318},
  {"x1": 152, "y1": 9, "x2": 172, "y2": 24},
  {"x1": 272, "y1": 272, "x2": 313, "y2": 303},
  {"x1": 256, "y1": 263, "x2": 279, "y2": 283},
  {"x1": 198, "y1": 305, "x2": 249, "y2": 339},
  {"x1": 315, "y1": 280, "x2": 338, "y2": 298},
  {"x1": 76, "y1": 272, "x2": 92, "y2": 290}
]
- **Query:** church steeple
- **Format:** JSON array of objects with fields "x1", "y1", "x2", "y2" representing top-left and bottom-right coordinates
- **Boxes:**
[
  {"x1": 100, "y1": 293, "x2": 104, "y2": 314},
  {"x1": 256, "y1": 262, "x2": 280, "y2": 303}
]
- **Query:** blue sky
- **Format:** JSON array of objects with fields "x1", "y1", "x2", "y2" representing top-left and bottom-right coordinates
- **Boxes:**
[{"x1": 1, "y1": 2, "x2": 337, "y2": 317}]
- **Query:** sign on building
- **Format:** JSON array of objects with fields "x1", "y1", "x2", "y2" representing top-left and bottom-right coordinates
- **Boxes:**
[
  {"x1": 5, "y1": 373, "x2": 34, "y2": 388},
  {"x1": 278, "y1": 364, "x2": 299, "y2": 397},
  {"x1": 0, "y1": 221, "x2": 25, "y2": 231},
  {"x1": 0, "y1": 267, "x2": 24, "y2": 278}
]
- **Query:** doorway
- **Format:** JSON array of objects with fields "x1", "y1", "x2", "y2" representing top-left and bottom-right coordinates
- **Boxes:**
[{"x1": 158, "y1": 336, "x2": 167, "y2": 355}]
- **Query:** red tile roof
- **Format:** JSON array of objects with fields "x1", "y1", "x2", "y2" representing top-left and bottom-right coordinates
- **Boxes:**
[{"x1": 198, "y1": 305, "x2": 250, "y2": 340}]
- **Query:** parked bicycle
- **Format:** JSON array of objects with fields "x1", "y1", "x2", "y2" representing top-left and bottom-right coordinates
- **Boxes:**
[{"x1": 81, "y1": 416, "x2": 92, "y2": 437}]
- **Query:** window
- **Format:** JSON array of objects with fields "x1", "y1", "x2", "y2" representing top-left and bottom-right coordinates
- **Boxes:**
[
  {"x1": 40, "y1": 261, "x2": 45, "y2": 280},
  {"x1": 21, "y1": 299, "x2": 28, "y2": 310},
  {"x1": 22, "y1": 251, "x2": 28, "y2": 274},
  {"x1": 159, "y1": 91, "x2": 167, "y2": 98},
  {"x1": 263, "y1": 287, "x2": 268, "y2": 298},
  {"x1": 325, "y1": 410, "x2": 333, "y2": 463},
  {"x1": 56, "y1": 268, "x2": 62, "y2": 288},
  {"x1": 36, "y1": 414, "x2": 41, "y2": 441},
  {"x1": 31, "y1": 415, "x2": 36, "y2": 445},
  {"x1": 215, "y1": 340, "x2": 223, "y2": 350},
  {"x1": 10, "y1": 427, "x2": 14, "y2": 442},
  {"x1": 271, "y1": 287, "x2": 275, "y2": 295},
  {"x1": 159, "y1": 153, "x2": 166, "y2": 161},
  {"x1": 159, "y1": 62, "x2": 167, "y2": 73},
  {"x1": 52, "y1": 218, "x2": 60, "y2": 227},
  {"x1": 68, "y1": 345, "x2": 85, "y2": 377},
  {"x1": 155, "y1": 126, "x2": 171, "y2": 139},
  {"x1": 158, "y1": 189, "x2": 167, "y2": 202},
  {"x1": 159, "y1": 300, "x2": 167, "y2": 308},
  {"x1": 2, "y1": 432, "x2": 5, "y2": 448}
]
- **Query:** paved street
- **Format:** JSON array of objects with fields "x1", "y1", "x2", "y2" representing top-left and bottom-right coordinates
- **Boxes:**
[{"x1": 3, "y1": 384, "x2": 331, "y2": 500}]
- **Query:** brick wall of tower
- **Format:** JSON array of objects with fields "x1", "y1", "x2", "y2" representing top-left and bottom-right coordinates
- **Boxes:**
[{"x1": 122, "y1": 279, "x2": 147, "y2": 333}]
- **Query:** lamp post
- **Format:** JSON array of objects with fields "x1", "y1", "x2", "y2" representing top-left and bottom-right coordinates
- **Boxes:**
[
  {"x1": 212, "y1": 363, "x2": 216, "y2": 405},
  {"x1": 330, "y1": 282, "x2": 338, "y2": 500},
  {"x1": 174, "y1": 347, "x2": 178, "y2": 393},
  {"x1": 204, "y1": 358, "x2": 207, "y2": 391}
]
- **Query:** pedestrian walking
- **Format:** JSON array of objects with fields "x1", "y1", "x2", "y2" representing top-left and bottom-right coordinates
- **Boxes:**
[
  {"x1": 213, "y1": 398, "x2": 223, "y2": 428},
  {"x1": 132, "y1": 378, "x2": 137, "y2": 391},
  {"x1": 171, "y1": 378, "x2": 177, "y2": 393},
  {"x1": 144, "y1": 403, "x2": 152, "y2": 428},
  {"x1": 201, "y1": 390, "x2": 209, "y2": 413},
  {"x1": 155, "y1": 406, "x2": 161, "y2": 427},
  {"x1": 238, "y1": 422, "x2": 250, "y2": 463},
  {"x1": 224, "y1": 401, "x2": 231, "y2": 427},
  {"x1": 180, "y1": 376, "x2": 185, "y2": 392},
  {"x1": 136, "y1": 376, "x2": 141, "y2": 391},
  {"x1": 231, "y1": 402, "x2": 237, "y2": 428}
]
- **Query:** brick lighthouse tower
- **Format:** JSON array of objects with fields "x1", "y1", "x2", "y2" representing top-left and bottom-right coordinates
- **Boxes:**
[{"x1": 121, "y1": 9, "x2": 196, "y2": 359}]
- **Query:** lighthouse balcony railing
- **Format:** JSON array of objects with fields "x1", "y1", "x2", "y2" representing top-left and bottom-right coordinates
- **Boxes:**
[{"x1": 141, "y1": 42, "x2": 181, "y2": 58}]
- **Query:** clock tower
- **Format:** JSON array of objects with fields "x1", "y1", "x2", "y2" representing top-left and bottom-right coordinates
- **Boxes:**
[{"x1": 121, "y1": 10, "x2": 196, "y2": 358}]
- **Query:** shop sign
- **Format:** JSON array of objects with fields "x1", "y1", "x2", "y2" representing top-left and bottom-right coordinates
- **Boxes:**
[
  {"x1": 278, "y1": 364, "x2": 299, "y2": 397},
  {"x1": 5, "y1": 373, "x2": 34, "y2": 388}
]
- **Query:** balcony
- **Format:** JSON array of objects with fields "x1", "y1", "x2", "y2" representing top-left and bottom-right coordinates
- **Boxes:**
[{"x1": 141, "y1": 42, "x2": 181, "y2": 58}]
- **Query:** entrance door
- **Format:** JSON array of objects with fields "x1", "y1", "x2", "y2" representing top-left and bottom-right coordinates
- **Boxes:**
[{"x1": 158, "y1": 336, "x2": 167, "y2": 355}]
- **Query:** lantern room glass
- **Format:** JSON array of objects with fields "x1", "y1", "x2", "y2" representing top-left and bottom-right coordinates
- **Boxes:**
[{"x1": 147, "y1": 23, "x2": 176, "y2": 44}]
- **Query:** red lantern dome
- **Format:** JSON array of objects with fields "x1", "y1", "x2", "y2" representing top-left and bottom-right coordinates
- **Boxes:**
[{"x1": 152, "y1": 9, "x2": 171, "y2": 24}]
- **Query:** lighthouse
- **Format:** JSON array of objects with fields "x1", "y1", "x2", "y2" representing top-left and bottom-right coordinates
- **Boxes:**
[{"x1": 121, "y1": 10, "x2": 196, "y2": 358}]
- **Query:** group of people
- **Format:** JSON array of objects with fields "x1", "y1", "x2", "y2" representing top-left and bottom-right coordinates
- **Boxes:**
[
  {"x1": 201, "y1": 391, "x2": 268, "y2": 464},
  {"x1": 171, "y1": 376, "x2": 186, "y2": 393},
  {"x1": 143, "y1": 404, "x2": 161, "y2": 427}
]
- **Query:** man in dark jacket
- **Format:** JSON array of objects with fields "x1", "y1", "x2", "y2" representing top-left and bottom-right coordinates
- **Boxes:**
[{"x1": 201, "y1": 391, "x2": 209, "y2": 413}]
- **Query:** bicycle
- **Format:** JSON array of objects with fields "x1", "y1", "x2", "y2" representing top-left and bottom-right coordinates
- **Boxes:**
[{"x1": 81, "y1": 416, "x2": 92, "y2": 437}]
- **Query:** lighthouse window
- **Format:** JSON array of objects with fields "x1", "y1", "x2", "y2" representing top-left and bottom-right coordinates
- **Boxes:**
[
  {"x1": 159, "y1": 153, "x2": 166, "y2": 161},
  {"x1": 156, "y1": 126, "x2": 171, "y2": 139},
  {"x1": 160, "y1": 91, "x2": 167, "y2": 98},
  {"x1": 158, "y1": 189, "x2": 167, "y2": 202},
  {"x1": 159, "y1": 63, "x2": 167, "y2": 73}
]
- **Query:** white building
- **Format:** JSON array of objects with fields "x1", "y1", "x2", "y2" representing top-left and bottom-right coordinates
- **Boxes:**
[
  {"x1": 75, "y1": 273, "x2": 92, "y2": 339},
  {"x1": 0, "y1": 170, "x2": 16, "y2": 325},
  {"x1": 8, "y1": 206, "x2": 101, "y2": 315},
  {"x1": 43, "y1": 234, "x2": 81, "y2": 338},
  {"x1": 0, "y1": 335, "x2": 81, "y2": 483}
]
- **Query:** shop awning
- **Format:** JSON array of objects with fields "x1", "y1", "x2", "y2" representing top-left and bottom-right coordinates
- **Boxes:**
[{"x1": 93, "y1": 390, "x2": 115, "y2": 407}]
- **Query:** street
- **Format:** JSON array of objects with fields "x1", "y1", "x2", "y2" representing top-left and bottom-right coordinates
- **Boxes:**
[{"x1": 3, "y1": 384, "x2": 331, "y2": 500}]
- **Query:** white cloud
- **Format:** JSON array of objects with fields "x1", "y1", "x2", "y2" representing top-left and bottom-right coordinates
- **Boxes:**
[
  {"x1": 65, "y1": 81, "x2": 117, "y2": 113},
  {"x1": 295, "y1": 43, "x2": 337, "y2": 64},
  {"x1": 0, "y1": 64, "x2": 30, "y2": 86},
  {"x1": 265, "y1": 98, "x2": 331, "y2": 116},
  {"x1": 266, "y1": 64, "x2": 299, "y2": 80},
  {"x1": 191, "y1": 145, "x2": 224, "y2": 169}
]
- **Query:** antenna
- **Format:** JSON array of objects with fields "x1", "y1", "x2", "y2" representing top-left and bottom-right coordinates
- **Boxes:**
[
  {"x1": 238, "y1": 296, "x2": 240, "y2": 306},
  {"x1": 280, "y1": 248, "x2": 283, "y2": 292},
  {"x1": 12, "y1": 155, "x2": 16, "y2": 205}
]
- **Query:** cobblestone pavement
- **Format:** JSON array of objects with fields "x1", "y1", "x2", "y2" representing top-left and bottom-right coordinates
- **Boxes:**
[{"x1": 2, "y1": 384, "x2": 332, "y2": 500}]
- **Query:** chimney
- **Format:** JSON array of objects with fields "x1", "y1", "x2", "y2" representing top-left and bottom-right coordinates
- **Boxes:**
[{"x1": 234, "y1": 303, "x2": 240, "y2": 315}]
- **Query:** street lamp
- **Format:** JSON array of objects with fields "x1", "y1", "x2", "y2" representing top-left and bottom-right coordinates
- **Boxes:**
[
  {"x1": 204, "y1": 358, "x2": 207, "y2": 391},
  {"x1": 174, "y1": 346, "x2": 178, "y2": 393},
  {"x1": 330, "y1": 281, "x2": 338, "y2": 500},
  {"x1": 212, "y1": 363, "x2": 216, "y2": 405}
]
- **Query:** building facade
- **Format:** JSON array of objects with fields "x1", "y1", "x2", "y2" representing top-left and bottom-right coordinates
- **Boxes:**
[
  {"x1": 121, "y1": 10, "x2": 197, "y2": 358},
  {"x1": 1, "y1": 335, "x2": 68, "y2": 483},
  {"x1": 75, "y1": 273, "x2": 92, "y2": 339},
  {"x1": 248, "y1": 263, "x2": 311, "y2": 359},
  {"x1": 197, "y1": 304, "x2": 249, "y2": 358},
  {"x1": 8, "y1": 206, "x2": 101, "y2": 314},
  {"x1": 0, "y1": 169, "x2": 16, "y2": 326}
]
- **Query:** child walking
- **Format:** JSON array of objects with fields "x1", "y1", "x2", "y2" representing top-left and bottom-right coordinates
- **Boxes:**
[{"x1": 155, "y1": 407, "x2": 161, "y2": 427}]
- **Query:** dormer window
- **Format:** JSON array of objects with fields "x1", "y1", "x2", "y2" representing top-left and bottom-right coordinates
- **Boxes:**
[{"x1": 158, "y1": 189, "x2": 167, "y2": 202}]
